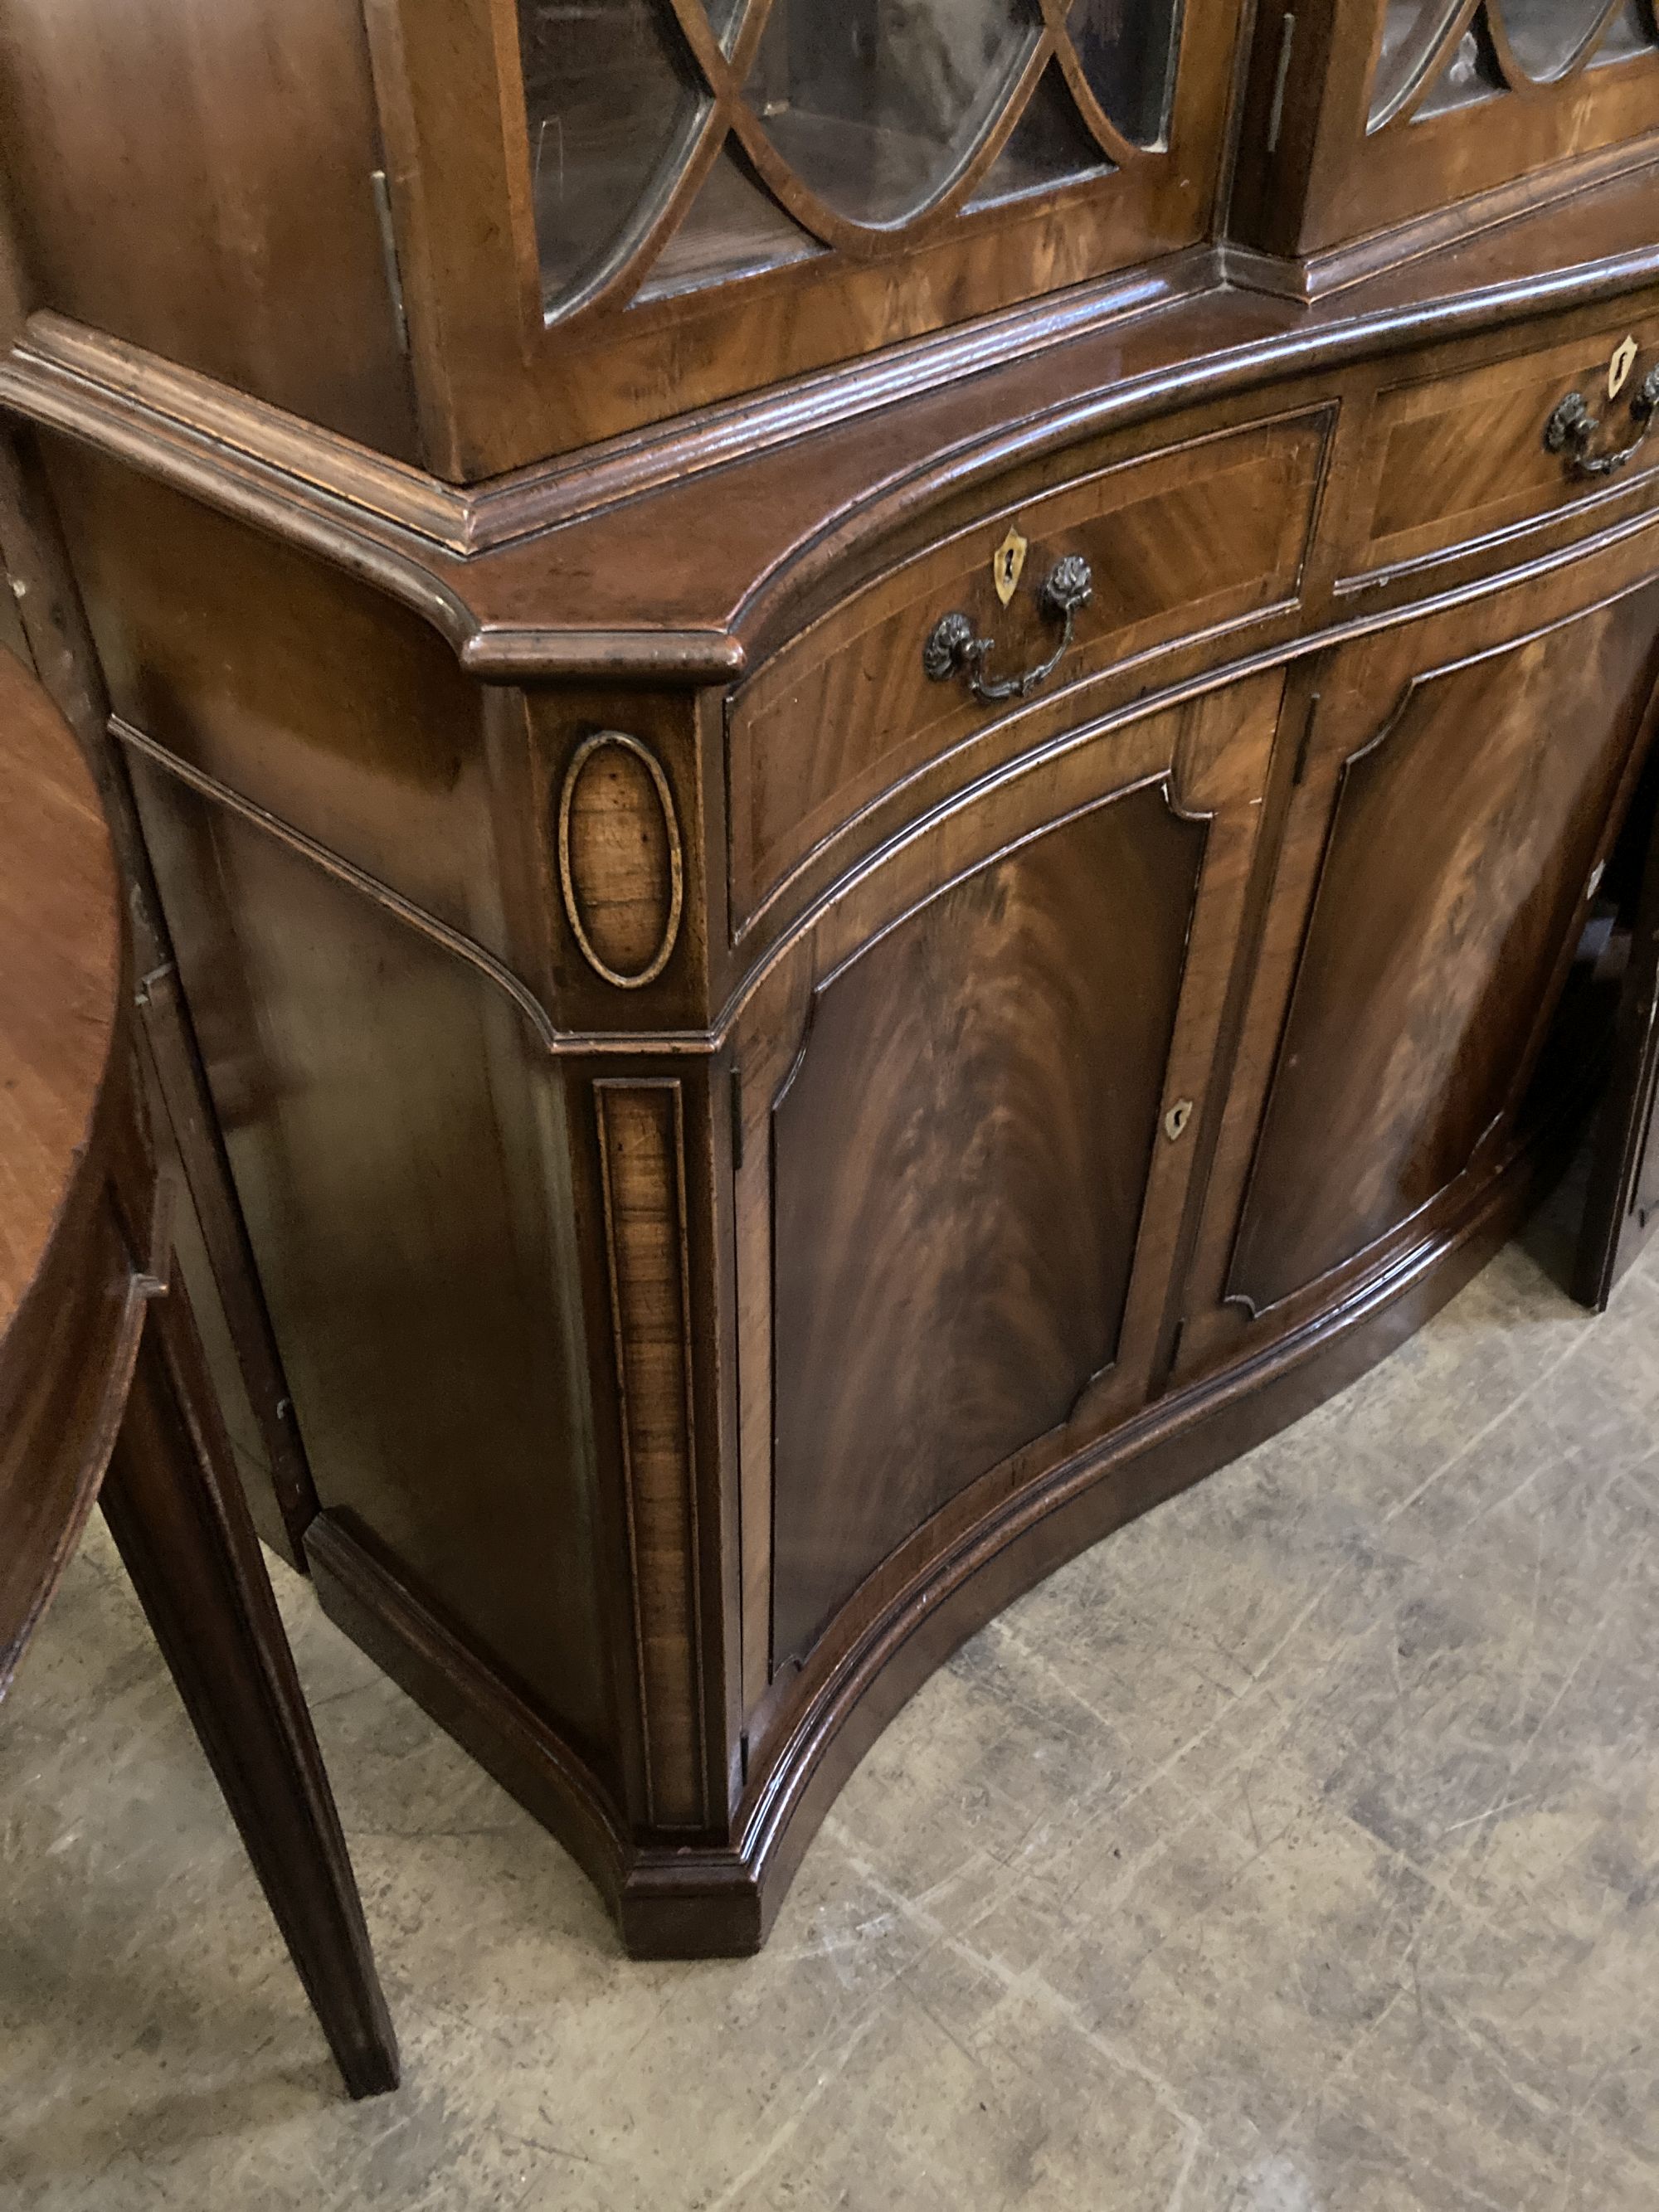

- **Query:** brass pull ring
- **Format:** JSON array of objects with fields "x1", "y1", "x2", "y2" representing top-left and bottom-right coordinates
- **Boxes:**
[
  {"x1": 923, "y1": 555, "x2": 1093, "y2": 706},
  {"x1": 1545, "y1": 367, "x2": 1659, "y2": 482}
]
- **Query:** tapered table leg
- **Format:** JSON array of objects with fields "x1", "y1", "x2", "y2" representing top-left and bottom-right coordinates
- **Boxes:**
[{"x1": 100, "y1": 1278, "x2": 399, "y2": 2099}]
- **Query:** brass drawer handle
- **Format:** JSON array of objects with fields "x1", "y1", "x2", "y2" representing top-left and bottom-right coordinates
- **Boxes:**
[
  {"x1": 1545, "y1": 366, "x2": 1659, "y2": 482},
  {"x1": 923, "y1": 554, "x2": 1093, "y2": 705}
]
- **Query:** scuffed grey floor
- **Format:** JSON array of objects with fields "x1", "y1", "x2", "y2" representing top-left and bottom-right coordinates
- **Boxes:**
[{"x1": 4, "y1": 1219, "x2": 1658, "y2": 2211}]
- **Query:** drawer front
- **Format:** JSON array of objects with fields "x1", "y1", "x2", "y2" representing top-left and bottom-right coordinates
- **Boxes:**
[
  {"x1": 727, "y1": 409, "x2": 1331, "y2": 936},
  {"x1": 1344, "y1": 314, "x2": 1659, "y2": 588}
]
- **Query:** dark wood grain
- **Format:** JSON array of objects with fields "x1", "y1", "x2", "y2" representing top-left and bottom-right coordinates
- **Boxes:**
[
  {"x1": 4, "y1": 0, "x2": 1659, "y2": 1961},
  {"x1": 770, "y1": 780, "x2": 1206, "y2": 1665},
  {"x1": 100, "y1": 1283, "x2": 400, "y2": 2099},
  {"x1": 727, "y1": 411, "x2": 1327, "y2": 931},
  {"x1": 122, "y1": 756, "x2": 613, "y2": 1762},
  {"x1": 0, "y1": 0, "x2": 418, "y2": 458},
  {"x1": 1350, "y1": 314, "x2": 1659, "y2": 585},
  {"x1": 1231, "y1": 582, "x2": 1659, "y2": 1315},
  {"x1": 1232, "y1": 0, "x2": 1659, "y2": 278},
  {"x1": 0, "y1": 425, "x2": 319, "y2": 1567}
]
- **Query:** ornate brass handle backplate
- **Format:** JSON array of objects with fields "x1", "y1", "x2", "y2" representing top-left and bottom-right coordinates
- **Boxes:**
[
  {"x1": 923, "y1": 554, "x2": 1093, "y2": 705},
  {"x1": 1545, "y1": 365, "x2": 1659, "y2": 482}
]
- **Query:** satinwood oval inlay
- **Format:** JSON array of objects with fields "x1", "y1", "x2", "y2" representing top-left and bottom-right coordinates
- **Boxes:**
[{"x1": 557, "y1": 731, "x2": 684, "y2": 990}]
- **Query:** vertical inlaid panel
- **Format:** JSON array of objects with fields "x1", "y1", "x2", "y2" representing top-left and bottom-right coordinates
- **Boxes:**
[
  {"x1": 770, "y1": 780, "x2": 1207, "y2": 1667},
  {"x1": 1230, "y1": 584, "x2": 1659, "y2": 1315},
  {"x1": 596, "y1": 1080, "x2": 708, "y2": 1831}
]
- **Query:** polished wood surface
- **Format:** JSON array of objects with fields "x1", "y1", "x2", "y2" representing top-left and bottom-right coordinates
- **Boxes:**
[
  {"x1": 2, "y1": 2, "x2": 1653, "y2": 473},
  {"x1": 357, "y1": 0, "x2": 1242, "y2": 472},
  {"x1": 0, "y1": 645, "x2": 120, "y2": 1664},
  {"x1": 0, "y1": 644, "x2": 114, "y2": 1330},
  {"x1": 0, "y1": 650, "x2": 398, "y2": 2095},
  {"x1": 727, "y1": 411, "x2": 1326, "y2": 930},
  {"x1": 0, "y1": 424, "x2": 320, "y2": 1568},
  {"x1": 1349, "y1": 309, "x2": 1659, "y2": 584},
  {"x1": 3, "y1": 0, "x2": 1659, "y2": 1959},
  {"x1": 0, "y1": 0, "x2": 417, "y2": 457},
  {"x1": 771, "y1": 775, "x2": 1204, "y2": 1665},
  {"x1": 1232, "y1": 581, "x2": 1659, "y2": 1315},
  {"x1": 1234, "y1": 0, "x2": 1659, "y2": 281}
]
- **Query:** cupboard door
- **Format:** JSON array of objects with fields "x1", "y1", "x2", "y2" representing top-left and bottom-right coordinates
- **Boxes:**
[
  {"x1": 731, "y1": 671, "x2": 1284, "y2": 1694},
  {"x1": 368, "y1": 0, "x2": 1243, "y2": 469},
  {"x1": 1235, "y1": 0, "x2": 1659, "y2": 267},
  {"x1": 1177, "y1": 564, "x2": 1659, "y2": 1379}
]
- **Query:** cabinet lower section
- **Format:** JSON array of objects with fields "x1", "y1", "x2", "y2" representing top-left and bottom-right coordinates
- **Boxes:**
[
  {"x1": 306, "y1": 1111, "x2": 1572, "y2": 1957},
  {"x1": 21, "y1": 276, "x2": 1659, "y2": 1962}
]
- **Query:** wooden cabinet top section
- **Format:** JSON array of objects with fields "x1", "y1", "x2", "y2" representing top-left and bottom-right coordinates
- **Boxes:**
[{"x1": 2, "y1": 0, "x2": 1657, "y2": 482}]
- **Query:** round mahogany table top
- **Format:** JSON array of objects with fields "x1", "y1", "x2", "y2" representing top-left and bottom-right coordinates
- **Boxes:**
[
  {"x1": 0, "y1": 648, "x2": 120, "y2": 1343},
  {"x1": 0, "y1": 646, "x2": 125, "y2": 1689}
]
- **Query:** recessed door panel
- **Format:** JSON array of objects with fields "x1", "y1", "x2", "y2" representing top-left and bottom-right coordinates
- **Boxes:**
[
  {"x1": 769, "y1": 778, "x2": 1204, "y2": 1664},
  {"x1": 1228, "y1": 583, "x2": 1659, "y2": 1316}
]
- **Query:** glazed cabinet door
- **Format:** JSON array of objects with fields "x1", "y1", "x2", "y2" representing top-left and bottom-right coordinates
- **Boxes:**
[
  {"x1": 363, "y1": 0, "x2": 1244, "y2": 472},
  {"x1": 729, "y1": 668, "x2": 1285, "y2": 1715},
  {"x1": 1234, "y1": 0, "x2": 1659, "y2": 269},
  {"x1": 1175, "y1": 554, "x2": 1659, "y2": 1383}
]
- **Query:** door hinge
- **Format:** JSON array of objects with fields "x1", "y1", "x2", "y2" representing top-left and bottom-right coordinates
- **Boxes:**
[{"x1": 372, "y1": 168, "x2": 411, "y2": 358}]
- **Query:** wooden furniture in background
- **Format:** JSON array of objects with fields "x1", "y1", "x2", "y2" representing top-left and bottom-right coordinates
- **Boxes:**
[
  {"x1": 0, "y1": 649, "x2": 398, "y2": 2099},
  {"x1": 1577, "y1": 753, "x2": 1659, "y2": 1305},
  {"x1": 2, "y1": 4, "x2": 1659, "y2": 1956}
]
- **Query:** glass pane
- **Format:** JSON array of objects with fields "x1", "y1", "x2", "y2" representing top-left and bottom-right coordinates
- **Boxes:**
[
  {"x1": 1068, "y1": 0, "x2": 1185, "y2": 148},
  {"x1": 1413, "y1": 20, "x2": 1503, "y2": 115},
  {"x1": 1370, "y1": 0, "x2": 1464, "y2": 122},
  {"x1": 1495, "y1": 0, "x2": 1623, "y2": 79},
  {"x1": 968, "y1": 62, "x2": 1112, "y2": 207},
  {"x1": 705, "y1": 0, "x2": 746, "y2": 47},
  {"x1": 635, "y1": 147, "x2": 821, "y2": 302},
  {"x1": 518, "y1": 0, "x2": 706, "y2": 314},
  {"x1": 1594, "y1": 0, "x2": 1659, "y2": 59},
  {"x1": 746, "y1": 0, "x2": 1039, "y2": 228}
]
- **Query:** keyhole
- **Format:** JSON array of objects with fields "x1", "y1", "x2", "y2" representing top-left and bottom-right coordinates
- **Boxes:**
[
  {"x1": 1164, "y1": 1099, "x2": 1194, "y2": 1142},
  {"x1": 1000, "y1": 548, "x2": 1018, "y2": 591}
]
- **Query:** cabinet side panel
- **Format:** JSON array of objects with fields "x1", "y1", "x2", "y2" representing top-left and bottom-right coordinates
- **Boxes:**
[
  {"x1": 1232, "y1": 583, "x2": 1659, "y2": 1315},
  {"x1": 771, "y1": 777, "x2": 1206, "y2": 1668},
  {"x1": 130, "y1": 763, "x2": 609, "y2": 1757},
  {"x1": 0, "y1": 0, "x2": 420, "y2": 459},
  {"x1": 41, "y1": 445, "x2": 503, "y2": 960}
]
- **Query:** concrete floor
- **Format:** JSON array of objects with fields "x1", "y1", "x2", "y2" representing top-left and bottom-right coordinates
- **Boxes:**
[{"x1": 4, "y1": 1214, "x2": 1658, "y2": 2212}]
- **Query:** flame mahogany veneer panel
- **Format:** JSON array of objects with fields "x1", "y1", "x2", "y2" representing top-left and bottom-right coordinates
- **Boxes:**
[
  {"x1": 770, "y1": 777, "x2": 1206, "y2": 1665},
  {"x1": 1230, "y1": 581, "x2": 1659, "y2": 1315}
]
